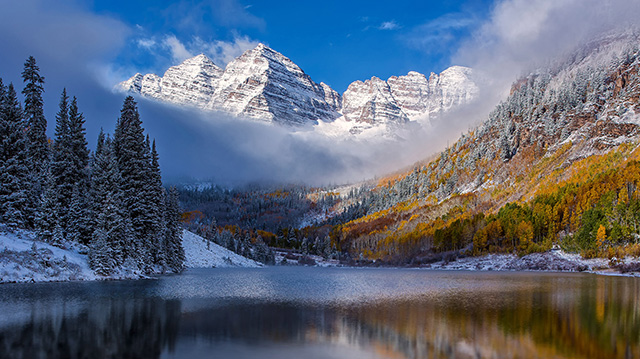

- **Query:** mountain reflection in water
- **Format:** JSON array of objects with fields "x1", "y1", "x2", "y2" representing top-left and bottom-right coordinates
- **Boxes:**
[{"x1": 0, "y1": 268, "x2": 638, "y2": 359}]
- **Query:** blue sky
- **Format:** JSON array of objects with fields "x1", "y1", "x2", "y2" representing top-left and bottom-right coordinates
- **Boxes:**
[{"x1": 93, "y1": 0, "x2": 493, "y2": 92}]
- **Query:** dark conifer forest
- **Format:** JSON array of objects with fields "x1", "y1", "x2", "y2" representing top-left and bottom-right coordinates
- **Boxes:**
[{"x1": 0, "y1": 57, "x2": 184, "y2": 275}]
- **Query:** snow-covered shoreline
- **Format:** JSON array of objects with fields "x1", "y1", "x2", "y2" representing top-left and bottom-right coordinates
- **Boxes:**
[
  {"x1": 419, "y1": 250, "x2": 640, "y2": 277},
  {"x1": 0, "y1": 229, "x2": 261, "y2": 284},
  {"x1": 2, "y1": 227, "x2": 638, "y2": 284}
]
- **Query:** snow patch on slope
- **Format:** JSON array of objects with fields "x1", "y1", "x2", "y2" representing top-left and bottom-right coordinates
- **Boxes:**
[
  {"x1": 0, "y1": 228, "x2": 260, "y2": 283},
  {"x1": 0, "y1": 229, "x2": 99, "y2": 283},
  {"x1": 181, "y1": 230, "x2": 261, "y2": 268}
]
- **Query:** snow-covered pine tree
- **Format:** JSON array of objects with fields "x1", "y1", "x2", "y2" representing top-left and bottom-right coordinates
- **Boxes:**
[
  {"x1": 21, "y1": 56, "x2": 48, "y2": 226},
  {"x1": 67, "y1": 97, "x2": 91, "y2": 243},
  {"x1": 89, "y1": 192, "x2": 123, "y2": 276},
  {"x1": 89, "y1": 224, "x2": 115, "y2": 276},
  {"x1": 147, "y1": 139, "x2": 167, "y2": 267},
  {"x1": 66, "y1": 184, "x2": 86, "y2": 243},
  {"x1": 89, "y1": 131, "x2": 132, "y2": 268},
  {"x1": 164, "y1": 187, "x2": 185, "y2": 273},
  {"x1": 0, "y1": 84, "x2": 30, "y2": 228},
  {"x1": 51, "y1": 89, "x2": 73, "y2": 237},
  {"x1": 113, "y1": 97, "x2": 155, "y2": 269},
  {"x1": 68, "y1": 96, "x2": 89, "y2": 175},
  {"x1": 35, "y1": 164, "x2": 58, "y2": 243}
]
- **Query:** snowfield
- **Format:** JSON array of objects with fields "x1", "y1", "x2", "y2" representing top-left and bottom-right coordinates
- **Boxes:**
[
  {"x1": 0, "y1": 229, "x2": 260, "y2": 283},
  {"x1": 0, "y1": 229, "x2": 99, "y2": 283},
  {"x1": 181, "y1": 230, "x2": 261, "y2": 268}
]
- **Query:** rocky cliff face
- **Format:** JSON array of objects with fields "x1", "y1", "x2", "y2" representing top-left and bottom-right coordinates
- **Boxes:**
[
  {"x1": 119, "y1": 44, "x2": 479, "y2": 133},
  {"x1": 338, "y1": 66, "x2": 478, "y2": 134},
  {"x1": 120, "y1": 54, "x2": 223, "y2": 108},
  {"x1": 207, "y1": 44, "x2": 341, "y2": 125}
]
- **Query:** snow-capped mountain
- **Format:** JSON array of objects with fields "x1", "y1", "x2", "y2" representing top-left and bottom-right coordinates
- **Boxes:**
[
  {"x1": 333, "y1": 66, "x2": 478, "y2": 136},
  {"x1": 118, "y1": 43, "x2": 479, "y2": 135}
]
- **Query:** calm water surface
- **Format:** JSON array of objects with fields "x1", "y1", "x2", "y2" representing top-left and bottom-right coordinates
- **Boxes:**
[{"x1": 0, "y1": 267, "x2": 638, "y2": 359}]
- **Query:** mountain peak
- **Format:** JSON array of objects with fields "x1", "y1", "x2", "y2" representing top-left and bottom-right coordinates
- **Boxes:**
[{"x1": 118, "y1": 44, "x2": 479, "y2": 132}]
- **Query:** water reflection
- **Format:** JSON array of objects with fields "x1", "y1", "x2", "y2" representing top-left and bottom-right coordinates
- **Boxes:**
[{"x1": 0, "y1": 269, "x2": 638, "y2": 359}]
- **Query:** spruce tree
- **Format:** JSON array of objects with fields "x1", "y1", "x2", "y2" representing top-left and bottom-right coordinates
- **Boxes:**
[
  {"x1": 22, "y1": 56, "x2": 48, "y2": 226},
  {"x1": 164, "y1": 187, "x2": 185, "y2": 273},
  {"x1": 0, "y1": 84, "x2": 29, "y2": 228},
  {"x1": 35, "y1": 164, "x2": 58, "y2": 243},
  {"x1": 51, "y1": 89, "x2": 73, "y2": 237},
  {"x1": 89, "y1": 132, "x2": 132, "y2": 268},
  {"x1": 147, "y1": 139, "x2": 166, "y2": 266},
  {"x1": 68, "y1": 96, "x2": 89, "y2": 181},
  {"x1": 67, "y1": 96, "x2": 91, "y2": 242},
  {"x1": 22, "y1": 56, "x2": 47, "y2": 166},
  {"x1": 66, "y1": 184, "x2": 86, "y2": 243},
  {"x1": 113, "y1": 96, "x2": 154, "y2": 269}
]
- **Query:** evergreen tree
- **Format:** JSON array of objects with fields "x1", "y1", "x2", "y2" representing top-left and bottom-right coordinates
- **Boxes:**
[
  {"x1": 22, "y1": 56, "x2": 47, "y2": 166},
  {"x1": 89, "y1": 224, "x2": 115, "y2": 276},
  {"x1": 68, "y1": 96, "x2": 89, "y2": 187},
  {"x1": 113, "y1": 96, "x2": 154, "y2": 268},
  {"x1": 66, "y1": 184, "x2": 86, "y2": 243},
  {"x1": 147, "y1": 140, "x2": 166, "y2": 266},
  {"x1": 51, "y1": 89, "x2": 73, "y2": 237},
  {"x1": 35, "y1": 164, "x2": 58, "y2": 243},
  {"x1": 164, "y1": 187, "x2": 185, "y2": 273},
  {"x1": 89, "y1": 132, "x2": 132, "y2": 268},
  {"x1": 50, "y1": 91, "x2": 91, "y2": 242},
  {"x1": 67, "y1": 97, "x2": 91, "y2": 242},
  {"x1": 0, "y1": 84, "x2": 29, "y2": 228},
  {"x1": 22, "y1": 56, "x2": 48, "y2": 225}
]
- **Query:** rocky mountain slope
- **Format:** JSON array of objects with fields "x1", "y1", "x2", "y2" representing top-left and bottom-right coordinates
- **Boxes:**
[{"x1": 119, "y1": 44, "x2": 478, "y2": 134}]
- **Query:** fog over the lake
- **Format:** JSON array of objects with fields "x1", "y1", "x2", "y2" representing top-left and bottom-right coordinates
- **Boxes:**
[{"x1": 0, "y1": 0, "x2": 638, "y2": 186}]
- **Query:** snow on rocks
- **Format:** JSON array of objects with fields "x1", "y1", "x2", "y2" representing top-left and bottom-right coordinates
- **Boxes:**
[
  {"x1": 424, "y1": 249, "x2": 619, "y2": 273},
  {"x1": 181, "y1": 230, "x2": 261, "y2": 268}
]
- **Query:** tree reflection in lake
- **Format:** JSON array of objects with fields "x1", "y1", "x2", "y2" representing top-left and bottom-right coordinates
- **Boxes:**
[{"x1": 0, "y1": 268, "x2": 638, "y2": 359}]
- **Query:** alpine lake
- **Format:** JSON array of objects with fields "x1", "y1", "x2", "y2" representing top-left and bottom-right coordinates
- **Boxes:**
[{"x1": 0, "y1": 267, "x2": 638, "y2": 359}]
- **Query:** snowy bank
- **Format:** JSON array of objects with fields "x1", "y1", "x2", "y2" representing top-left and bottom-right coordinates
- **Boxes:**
[
  {"x1": 0, "y1": 229, "x2": 260, "y2": 283},
  {"x1": 181, "y1": 230, "x2": 261, "y2": 268},
  {"x1": 423, "y1": 249, "x2": 640, "y2": 276},
  {"x1": 0, "y1": 229, "x2": 100, "y2": 283}
]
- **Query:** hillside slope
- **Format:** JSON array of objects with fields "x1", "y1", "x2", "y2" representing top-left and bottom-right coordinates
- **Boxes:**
[{"x1": 330, "y1": 31, "x2": 640, "y2": 263}]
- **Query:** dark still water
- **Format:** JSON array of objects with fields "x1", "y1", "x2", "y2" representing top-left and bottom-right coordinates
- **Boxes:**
[{"x1": 0, "y1": 268, "x2": 638, "y2": 359}]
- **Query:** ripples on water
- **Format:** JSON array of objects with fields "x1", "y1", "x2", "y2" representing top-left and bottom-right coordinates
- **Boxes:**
[{"x1": 0, "y1": 267, "x2": 638, "y2": 359}]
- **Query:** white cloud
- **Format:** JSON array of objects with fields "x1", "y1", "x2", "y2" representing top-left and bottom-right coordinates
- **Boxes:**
[
  {"x1": 163, "y1": 35, "x2": 194, "y2": 63},
  {"x1": 456, "y1": 0, "x2": 640, "y2": 85},
  {"x1": 196, "y1": 35, "x2": 261, "y2": 66},
  {"x1": 379, "y1": 21, "x2": 400, "y2": 30},
  {"x1": 404, "y1": 13, "x2": 478, "y2": 53},
  {"x1": 137, "y1": 38, "x2": 156, "y2": 49}
]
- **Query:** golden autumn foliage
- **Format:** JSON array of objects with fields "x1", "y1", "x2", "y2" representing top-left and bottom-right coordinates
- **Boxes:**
[{"x1": 334, "y1": 140, "x2": 640, "y2": 262}]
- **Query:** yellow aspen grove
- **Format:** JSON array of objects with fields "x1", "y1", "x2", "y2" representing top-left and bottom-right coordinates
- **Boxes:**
[{"x1": 596, "y1": 225, "x2": 607, "y2": 250}]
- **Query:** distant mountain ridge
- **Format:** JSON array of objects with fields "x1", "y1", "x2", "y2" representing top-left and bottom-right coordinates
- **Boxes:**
[{"x1": 119, "y1": 44, "x2": 479, "y2": 135}]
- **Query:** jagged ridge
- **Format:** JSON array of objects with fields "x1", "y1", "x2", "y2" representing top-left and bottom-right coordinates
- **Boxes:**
[{"x1": 119, "y1": 44, "x2": 478, "y2": 132}]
